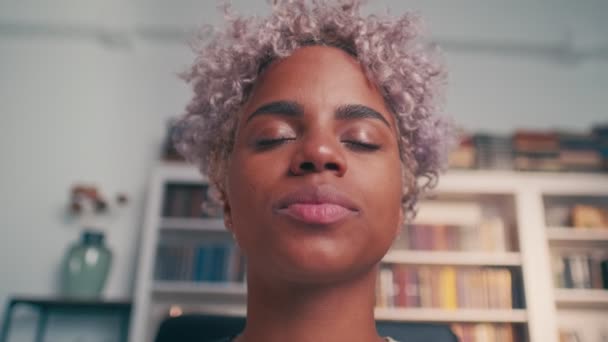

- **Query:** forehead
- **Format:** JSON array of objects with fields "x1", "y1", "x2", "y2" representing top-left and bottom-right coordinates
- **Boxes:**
[{"x1": 243, "y1": 46, "x2": 394, "y2": 123}]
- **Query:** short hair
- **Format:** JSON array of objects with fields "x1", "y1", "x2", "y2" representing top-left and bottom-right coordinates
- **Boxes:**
[{"x1": 173, "y1": 0, "x2": 452, "y2": 220}]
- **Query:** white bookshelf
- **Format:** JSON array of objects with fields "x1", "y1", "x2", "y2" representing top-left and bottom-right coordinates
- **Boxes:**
[{"x1": 128, "y1": 162, "x2": 608, "y2": 342}]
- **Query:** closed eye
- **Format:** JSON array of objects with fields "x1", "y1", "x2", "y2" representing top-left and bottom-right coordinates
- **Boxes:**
[
  {"x1": 342, "y1": 140, "x2": 381, "y2": 151},
  {"x1": 255, "y1": 137, "x2": 296, "y2": 149}
]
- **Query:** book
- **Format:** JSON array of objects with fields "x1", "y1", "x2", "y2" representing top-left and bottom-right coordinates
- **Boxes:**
[
  {"x1": 449, "y1": 135, "x2": 476, "y2": 169},
  {"x1": 193, "y1": 246, "x2": 210, "y2": 282},
  {"x1": 473, "y1": 134, "x2": 513, "y2": 170},
  {"x1": 439, "y1": 267, "x2": 458, "y2": 309}
]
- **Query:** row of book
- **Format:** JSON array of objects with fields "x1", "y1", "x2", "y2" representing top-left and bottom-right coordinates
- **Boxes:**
[
  {"x1": 405, "y1": 219, "x2": 508, "y2": 252},
  {"x1": 403, "y1": 201, "x2": 511, "y2": 252},
  {"x1": 449, "y1": 125, "x2": 608, "y2": 172},
  {"x1": 162, "y1": 183, "x2": 223, "y2": 218},
  {"x1": 546, "y1": 203, "x2": 608, "y2": 229},
  {"x1": 376, "y1": 265, "x2": 521, "y2": 309},
  {"x1": 552, "y1": 253, "x2": 608, "y2": 289},
  {"x1": 451, "y1": 323, "x2": 519, "y2": 342},
  {"x1": 154, "y1": 242, "x2": 246, "y2": 283}
]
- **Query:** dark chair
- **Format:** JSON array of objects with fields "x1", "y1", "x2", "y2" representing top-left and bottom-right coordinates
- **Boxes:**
[{"x1": 154, "y1": 314, "x2": 459, "y2": 342}]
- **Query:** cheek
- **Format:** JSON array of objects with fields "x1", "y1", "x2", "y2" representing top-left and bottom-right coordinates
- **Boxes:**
[
  {"x1": 225, "y1": 150, "x2": 281, "y2": 235},
  {"x1": 359, "y1": 157, "x2": 403, "y2": 229}
]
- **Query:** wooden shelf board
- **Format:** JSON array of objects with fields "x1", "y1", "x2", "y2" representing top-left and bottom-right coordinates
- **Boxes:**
[
  {"x1": 152, "y1": 281, "x2": 247, "y2": 296},
  {"x1": 554, "y1": 288, "x2": 608, "y2": 308},
  {"x1": 160, "y1": 218, "x2": 227, "y2": 232},
  {"x1": 374, "y1": 307, "x2": 528, "y2": 323},
  {"x1": 546, "y1": 227, "x2": 608, "y2": 242},
  {"x1": 382, "y1": 250, "x2": 522, "y2": 266}
]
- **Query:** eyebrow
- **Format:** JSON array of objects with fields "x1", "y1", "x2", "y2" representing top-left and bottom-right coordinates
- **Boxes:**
[
  {"x1": 335, "y1": 104, "x2": 391, "y2": 128},
  {"x1": 246, "y1": 100, "x2": 392, "y2": 128},
  {"x1": 245, "y1": 101, "x2": 304, "y2": 123}
]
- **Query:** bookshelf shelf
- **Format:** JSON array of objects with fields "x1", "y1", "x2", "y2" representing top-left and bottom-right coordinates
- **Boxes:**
[
  {"x1": 382, "y1": 250, "x2": 522, "y2": 266},
  {"x1": 546, "y1": 227, "x2": 608, "y2": 243},
  {"x1": 436, "y1": 170, "x2": 608, "y2": 195},
  {"x1": 160, "y1": 218, "x2": 227, "y2": 232},
  {"x1": 152, "y1": 281, "x2": 247, "y2": 296},
  {"x1": 554, "y1": 288, "x2": 608, "y2": 308},
  {"x1": 374, "y1": 308, "x2": 528, "y2": 323},
  {"x1": 157, "y1": 162, "x2": 203, "y2": 182},
  {"x1": 168, "y1": 306, "x2": 529, "y2": 323},
  {"x1": 184, "y1": 304, "x2": 247, "y2": 317}
]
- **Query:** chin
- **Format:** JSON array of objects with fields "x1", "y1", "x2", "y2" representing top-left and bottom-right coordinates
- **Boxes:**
[{"x1": 267, "y1": 239, "x2": 382, "y2": 284}]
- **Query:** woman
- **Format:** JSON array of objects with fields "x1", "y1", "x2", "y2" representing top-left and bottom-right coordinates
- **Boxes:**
[{"x1": 174, "y1": 1, "x2": 450, "y2": 341}]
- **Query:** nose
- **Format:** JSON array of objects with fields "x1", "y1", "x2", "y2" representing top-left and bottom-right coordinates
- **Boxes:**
[{"x1": 288, "y1": 131, "x2": 347, "y2": 177}]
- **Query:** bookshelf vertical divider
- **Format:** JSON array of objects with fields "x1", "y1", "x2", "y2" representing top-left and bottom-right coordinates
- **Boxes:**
[
  {"x1": 129, "y1": 168, "x2": 165, "y2": 342},
  {"x1": 514, "y1": 187, "x2": 558, "y2": 342}
]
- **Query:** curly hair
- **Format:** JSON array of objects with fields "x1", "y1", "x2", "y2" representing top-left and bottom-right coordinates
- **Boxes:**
[{"x1": 173, "y1": 0, "x2": 452, "y2": 221}]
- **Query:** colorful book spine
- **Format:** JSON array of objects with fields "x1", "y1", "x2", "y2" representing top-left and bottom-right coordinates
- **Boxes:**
[
  {"x1": 553, "y1": 253, "x2": 607, "y2": 289},
  {"x1": 376, "y1": 265, "x2": 517, "y2": 310},
  {"x1": 154, "y1": 241, "x2": 246, "y2": 284},
  {"x1": 407, "y1": 217, "x2": 508, "y2": 252}
]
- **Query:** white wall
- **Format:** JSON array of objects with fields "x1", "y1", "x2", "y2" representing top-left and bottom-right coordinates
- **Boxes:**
[{"x1": 1, "y1": 1, "x2": 606, "y2": 341}]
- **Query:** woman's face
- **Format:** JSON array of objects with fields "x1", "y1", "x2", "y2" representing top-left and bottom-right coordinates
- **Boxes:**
[{"x1": 224, "y1": 46, "x2": 404, "y2": 284}]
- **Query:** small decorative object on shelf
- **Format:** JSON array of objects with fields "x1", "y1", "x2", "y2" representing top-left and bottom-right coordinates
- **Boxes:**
[
  {"x1": 62, "y1": 230, "x2": 113, "y2": 298},
  {"x1": 162, "y1": 119, "x2": 186, "y2": 162},
  {"x1": 571, "y1": 204, "x2": 607, "y2": 229},
  {"x1": 62, "y1": 184, "x2": 128, "y2": 298}
]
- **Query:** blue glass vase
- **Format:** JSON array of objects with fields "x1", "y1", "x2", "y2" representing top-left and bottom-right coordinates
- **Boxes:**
[{"x1": 62, "y1": 230, "x2": 112, "y2": 298}]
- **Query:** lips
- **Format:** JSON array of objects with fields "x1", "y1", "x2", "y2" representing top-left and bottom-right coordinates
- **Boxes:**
[{"x1": 274, "y1": 184, "x2": 359, "y2": 225}]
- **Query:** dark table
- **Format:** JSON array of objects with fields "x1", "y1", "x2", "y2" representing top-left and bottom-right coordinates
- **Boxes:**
[{"x1": 0, "y1": 296, "x2": 131, "y2": 342}]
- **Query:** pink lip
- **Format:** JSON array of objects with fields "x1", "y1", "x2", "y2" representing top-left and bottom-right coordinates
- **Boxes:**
[
  {"x1": 274, "y1": 184, "x2": 359, "y2": 225},
  {"x1": 278, "y1": 203, "x2": 355, "y2": 225}
]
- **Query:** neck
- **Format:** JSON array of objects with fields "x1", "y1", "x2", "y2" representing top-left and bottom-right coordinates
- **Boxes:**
[{"x1": 236, "y1": 264, "x2": 384, "y2": 342}]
